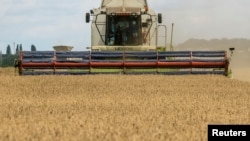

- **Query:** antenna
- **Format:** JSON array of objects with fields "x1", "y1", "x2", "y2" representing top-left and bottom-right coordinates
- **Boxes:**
[{"x1": 170, "y1": 23, "x2": 174, "y2": 51}]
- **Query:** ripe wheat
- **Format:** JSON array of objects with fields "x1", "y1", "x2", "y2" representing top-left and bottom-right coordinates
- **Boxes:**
[{"x1": 0, "y1": 67, "x2": 249, "y2": 141}]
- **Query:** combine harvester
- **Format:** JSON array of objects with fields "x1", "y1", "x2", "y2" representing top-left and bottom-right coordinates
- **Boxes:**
[{"x1": 17, "y1": 0, "x2": 231, "y2": 75}]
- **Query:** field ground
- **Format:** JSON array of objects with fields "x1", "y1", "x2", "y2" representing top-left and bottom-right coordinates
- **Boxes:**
[{"x1": 0, "y1": 68, "x2": 249, "y2": 141}]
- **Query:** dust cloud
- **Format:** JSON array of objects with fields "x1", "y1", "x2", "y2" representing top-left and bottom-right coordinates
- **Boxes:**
[{"x1": 230, "y1": 51, "x2": 250, "y2": 82}]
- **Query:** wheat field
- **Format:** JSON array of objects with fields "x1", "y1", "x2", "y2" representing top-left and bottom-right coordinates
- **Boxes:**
[{"x1": 0, "y1": 68, "x2": 249, "y2": 141}]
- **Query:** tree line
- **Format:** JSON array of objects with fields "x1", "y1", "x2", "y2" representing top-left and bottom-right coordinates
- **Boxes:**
[{"x1": 0, "y1": 44, "x2": 37, "y2": 67}]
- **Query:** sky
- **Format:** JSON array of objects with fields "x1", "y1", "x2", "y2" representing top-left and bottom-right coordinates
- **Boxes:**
[{"x1": 0, "y1": 0, "x2": 250, "y2": 53}]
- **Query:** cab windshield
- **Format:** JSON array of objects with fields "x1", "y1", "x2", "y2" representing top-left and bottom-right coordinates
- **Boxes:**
[{"x1": 106, "y1": 16, "x2": 142, "y2": 46}]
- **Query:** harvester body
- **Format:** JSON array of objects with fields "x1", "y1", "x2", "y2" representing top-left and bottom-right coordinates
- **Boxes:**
[{"x1": 17, "y1": 0, "x2": 230, "y2": 75}]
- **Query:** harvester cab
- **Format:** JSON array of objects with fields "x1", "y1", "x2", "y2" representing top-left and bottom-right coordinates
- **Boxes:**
[
  {"x1": 17, "y1": 0, "x2": 231, "y2": 75},
  {"x1": 86, "y1": 0, "x2": 165, "y2": 51}
]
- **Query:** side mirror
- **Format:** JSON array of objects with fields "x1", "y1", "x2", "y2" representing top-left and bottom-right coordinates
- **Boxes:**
[
  {"x1": 158, "y1": 13, "x2": 162, "y2": 24},
  {"x1": 86, "y1": 13, "x2": 90, "y2": 23},
  {"x1": 229, "y1": 47, "x2": 235, "y2": 57},
  {"x1": 229, "y1": 48, "x2": 235, "y2": 51},
  {"x1": 90, "y1": 10, "x2": 94, "y2": 15}
]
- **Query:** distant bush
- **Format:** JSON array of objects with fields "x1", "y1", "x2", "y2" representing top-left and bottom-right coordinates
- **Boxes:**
[{"x1": 1, "y1": 54, "x2": 18, "y2": 67}]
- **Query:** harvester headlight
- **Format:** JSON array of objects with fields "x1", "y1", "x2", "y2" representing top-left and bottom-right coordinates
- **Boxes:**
[{"x1": 90, "y1": 10, "x2": 94, "y2": 14}]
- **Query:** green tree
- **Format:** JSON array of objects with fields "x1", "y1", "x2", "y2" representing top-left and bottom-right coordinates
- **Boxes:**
[
  {"x1": 16, "y1": 44, "x2": 20, "y2": 55},
  {"x1": 31, "y1": 44, "x2": 37, "y2": 51},
  {"x1": 0, "y1": 50, "x2": 2, "y2": 67},
  {"x1": 6, "y1": 45, "x2": 12, "y2": 55},
  {"x1": 20, "y1": 44, "x2": 23, "y2": 51}
]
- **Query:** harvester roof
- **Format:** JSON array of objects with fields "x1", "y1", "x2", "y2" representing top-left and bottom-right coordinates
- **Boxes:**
[{"x1": 101, "y1": 0, "x2": 148, "y2": 8}]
